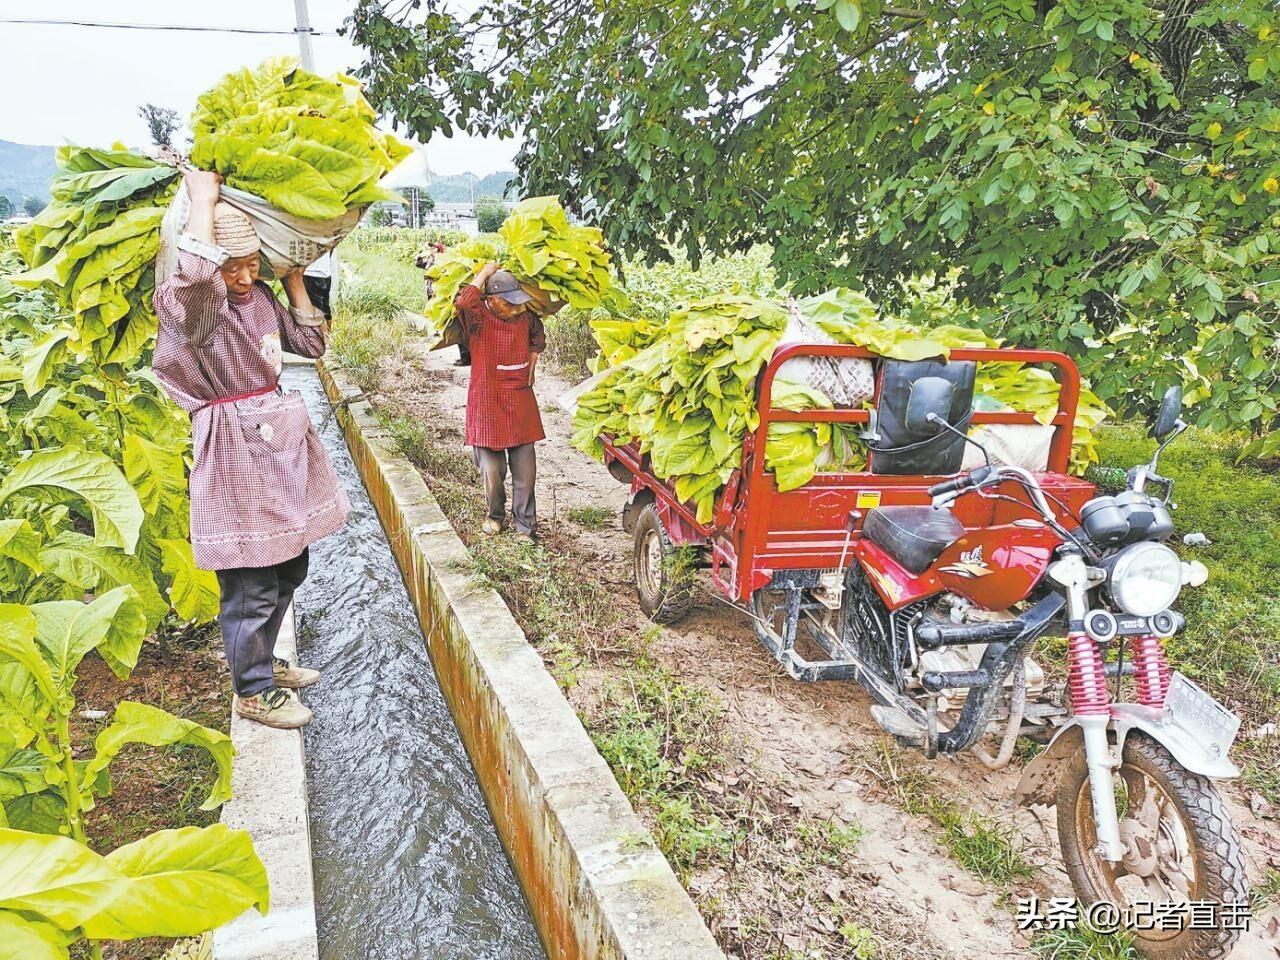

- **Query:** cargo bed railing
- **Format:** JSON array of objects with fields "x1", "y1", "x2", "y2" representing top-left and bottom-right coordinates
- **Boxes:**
[
  {"x1": 752, "y1": 344, "x2": 1082, "y2": 475},
  {"x1": 719, "y1": 345, "x2": 1084, "y2": 599}
]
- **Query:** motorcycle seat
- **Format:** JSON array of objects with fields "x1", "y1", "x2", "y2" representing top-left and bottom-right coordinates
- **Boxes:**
[{"x1": 863, "y1": 505, "x2": 965, "y2": 575}]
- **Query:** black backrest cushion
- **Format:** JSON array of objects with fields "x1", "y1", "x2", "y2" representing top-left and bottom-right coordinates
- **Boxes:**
[{"x1": 870, "y1": 359, "x2": 976, "y2": 475}]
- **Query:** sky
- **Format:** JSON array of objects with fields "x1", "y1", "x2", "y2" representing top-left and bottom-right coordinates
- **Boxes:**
[{"x1": 0, "y1": 1, "x2": 520, "y2": 176}]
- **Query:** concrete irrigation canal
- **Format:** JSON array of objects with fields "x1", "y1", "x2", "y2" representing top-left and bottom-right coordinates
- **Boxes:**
[{"x1": 288, "y1": 363, "x2": 547, "y2": 960}]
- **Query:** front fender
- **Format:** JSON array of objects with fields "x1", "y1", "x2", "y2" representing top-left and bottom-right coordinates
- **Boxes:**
[
  {"x1": 1015, "y1": 723, "x2": 1083, "y2": 807},
  {"x1": 1109, "y1": 703, "x2": 1240, "y2": 780},
  {"x1": 1015, "y1": 707, "x2": 1240, "y2": 808}
]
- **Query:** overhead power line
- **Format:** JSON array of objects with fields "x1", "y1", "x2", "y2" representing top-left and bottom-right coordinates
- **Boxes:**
[{"x1": 0, "y1": 17, "x2": 342, "y2": 37}]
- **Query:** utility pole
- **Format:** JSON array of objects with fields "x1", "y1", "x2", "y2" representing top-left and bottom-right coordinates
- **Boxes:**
[{"x1": 293, "y1": 0, "x2": 315, "y2": 70}]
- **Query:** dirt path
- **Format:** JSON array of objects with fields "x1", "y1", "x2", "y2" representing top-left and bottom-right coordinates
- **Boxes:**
[{"x1": 382, "y1": 340, "x2": 1280, "y2": 960}]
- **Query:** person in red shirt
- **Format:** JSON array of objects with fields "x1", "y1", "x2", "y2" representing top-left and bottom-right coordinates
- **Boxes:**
[{"x1": 454, "y1": 261, "x2": 546, "y2": 540}]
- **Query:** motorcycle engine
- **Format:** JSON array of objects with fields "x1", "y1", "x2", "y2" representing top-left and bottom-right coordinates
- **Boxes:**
[{"x1": 911, "y1": 594, "x2": 1045, "y2": 713}]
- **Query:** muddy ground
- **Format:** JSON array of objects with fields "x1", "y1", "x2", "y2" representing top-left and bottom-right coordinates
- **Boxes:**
[
  {"x1": 71, "y1": 623, "x2": 229, "y2": 960},
  {"x1": 371, "y1": 340, "x2": 1280, "y2": 960}
]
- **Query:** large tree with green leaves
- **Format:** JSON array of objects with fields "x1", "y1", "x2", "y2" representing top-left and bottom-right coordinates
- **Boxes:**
[
  {"x1": 474, "y1": 195, "x2": 508, "y2": 232},
  {"x1": 348, "y1": 0, "x2": 1279, "y2": 426}
]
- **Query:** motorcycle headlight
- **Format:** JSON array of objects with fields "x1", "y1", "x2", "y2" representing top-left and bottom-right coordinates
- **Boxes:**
[{"x1": 1106, "y1": 542, "x2": 1183, "y2": 617}]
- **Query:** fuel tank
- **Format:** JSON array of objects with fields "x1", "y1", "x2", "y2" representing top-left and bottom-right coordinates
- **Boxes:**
[{"x1": 933, "y1": 520, "x2": 1060, "y2": 611}]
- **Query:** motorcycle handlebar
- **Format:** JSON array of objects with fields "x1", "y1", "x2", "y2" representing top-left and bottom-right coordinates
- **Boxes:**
[
  {"x1": 929, "y1": 465, "x2": 995, "y2": 498},
  {"x1": 928, "y1": 463, "x2": 1094, "y2": 558},
  {"x1": 928, "y1": 475, "x2": 972, "y2": 497}
]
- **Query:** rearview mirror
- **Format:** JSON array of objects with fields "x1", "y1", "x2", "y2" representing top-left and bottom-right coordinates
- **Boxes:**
[
  {"x1": 1151, "y1": 385, "x2": 1183, "y2": 440},
  {"x1": 905, "y1": 376, "x2": 955, "y2": 436}
]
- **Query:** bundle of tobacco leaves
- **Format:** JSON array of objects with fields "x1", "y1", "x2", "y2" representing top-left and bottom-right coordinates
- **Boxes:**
[
  {"x1": 14, "y1": 145, "x2": 179, "y2": 366},
  {"x1": 423, "y1": 197, "x2": 611, "y2": 338}
]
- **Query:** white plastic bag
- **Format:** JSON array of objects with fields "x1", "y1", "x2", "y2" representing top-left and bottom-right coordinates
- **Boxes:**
[{"x1": 156, "y1": 181, "x2": 366, "y2": 283}]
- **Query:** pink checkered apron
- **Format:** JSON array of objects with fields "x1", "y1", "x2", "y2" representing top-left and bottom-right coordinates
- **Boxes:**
[{"x1": 153, "y1": 251, "x2": 350, "y2": 570}]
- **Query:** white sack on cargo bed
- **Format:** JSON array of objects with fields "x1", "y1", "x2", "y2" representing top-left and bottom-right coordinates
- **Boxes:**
[{"x1": 776, "y1": 302, "x2": 875, "y2": 408}]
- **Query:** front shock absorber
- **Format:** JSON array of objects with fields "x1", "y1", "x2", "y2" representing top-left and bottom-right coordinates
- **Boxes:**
[
  {"x1": 1068, "y1": 627, "x2": 1124, "y2": 861},
  {"x1": 1130, "y1": 633, "x2": 1172, "y2": 707},
  {"x1": 1067, "y1": 629, "x2": 1111, "y2": 716}
]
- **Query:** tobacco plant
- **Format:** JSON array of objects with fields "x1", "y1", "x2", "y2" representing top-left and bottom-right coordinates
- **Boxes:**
[
  {"x1": 0, "y1": 247, "x2": 219, "y2": 622},
  {"x1": 0, "y1": 226, "x2": 267, "y2": 955},
  {"x1": 0, "y1": 590, "x2": 266, "y2": 952},
  {"x1": 0, "y1": 456, "x2": 268, "y2": 957}
]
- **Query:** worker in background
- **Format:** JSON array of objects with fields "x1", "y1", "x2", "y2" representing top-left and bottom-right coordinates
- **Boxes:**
[
  {"x1": 418, "y1": 241, "x2": 469, "y2": 366},
  {"x1": 152, "y1": 169, "x2": 350, "y2": 731},
  {"x1": 454, "y1": 261, "x2": 545, "y2": 541},
  {"x1": 303, "y1": 248, "x2": 339, "y2": 321}
]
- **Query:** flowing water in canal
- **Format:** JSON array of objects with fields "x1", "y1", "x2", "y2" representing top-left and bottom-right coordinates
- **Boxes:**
[{"x1": 287, "y1": 365, "x2": 546, "y2": 960}]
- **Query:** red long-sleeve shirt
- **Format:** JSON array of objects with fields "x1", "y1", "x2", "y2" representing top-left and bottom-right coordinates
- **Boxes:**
[{"x1": 455, "y1": 284, "x2": 546, "y2": 352}]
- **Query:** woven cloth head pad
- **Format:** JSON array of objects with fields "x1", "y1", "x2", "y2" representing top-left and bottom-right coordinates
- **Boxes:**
[{"x1": 213, "y1": 202, "x2": 261, "y2": 258}]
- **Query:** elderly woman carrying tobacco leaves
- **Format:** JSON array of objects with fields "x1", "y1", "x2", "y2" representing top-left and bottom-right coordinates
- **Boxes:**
[
  {"x1": 455, "y1": 261, "x2": 546, "y2": 539},
  {"x1": 152, "y1": 169, "x2": 349, "y2": 730}
]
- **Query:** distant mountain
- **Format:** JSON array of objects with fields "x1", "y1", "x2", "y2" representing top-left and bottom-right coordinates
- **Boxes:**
[
  {"x1": 0, "y1": 140, "x2": 57, "y2": 210},
  {"x1": 426, "y1": 171, "x2": 516, "y2": 204},
  {"x1": 378, "y1": 148, "x2": 516, "y2": 205}
]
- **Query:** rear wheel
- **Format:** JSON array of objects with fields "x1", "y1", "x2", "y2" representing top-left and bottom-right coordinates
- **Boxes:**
[
  {"x1": 633, "y1": 504, "x2": 697, "y2": 623},
  {"x1": 1056, "y1": 732, "x2": 1248, "y2": 960}
]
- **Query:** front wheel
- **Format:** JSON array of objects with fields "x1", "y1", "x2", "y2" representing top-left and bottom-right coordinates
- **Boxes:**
[{"x1": 1056, "y1": 732, "x2": 1248, "y2": 960}]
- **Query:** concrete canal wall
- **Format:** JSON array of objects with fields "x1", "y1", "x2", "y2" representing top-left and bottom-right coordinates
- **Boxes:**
[
  {"x1": 318, "y1": 359, "x2": 724, "y2": 960},
  {"x1": 214, "y1": 601, "x2": 319, "y2": 960}
]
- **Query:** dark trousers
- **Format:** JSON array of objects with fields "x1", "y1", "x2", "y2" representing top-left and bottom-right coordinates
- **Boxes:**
[
  {"x1": 215, "y1": 548, "x2": 309, "y2": 697},
  {"x1": 473, "y1": 444, "x2": 537, "y2": 533}
]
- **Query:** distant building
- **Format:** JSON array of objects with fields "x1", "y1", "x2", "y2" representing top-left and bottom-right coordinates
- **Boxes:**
[
  {"x1": 360, "y1": 144, "x2": 514, "y2": 235},
  {"x1": 428, "y1": 203, "x2": 479, "y2": 235}
]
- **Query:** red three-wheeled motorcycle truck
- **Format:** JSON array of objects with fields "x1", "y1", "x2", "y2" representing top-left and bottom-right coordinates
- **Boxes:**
[{"x1": 602, "y1": 343, "x2": 1247, "y2": 960}]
